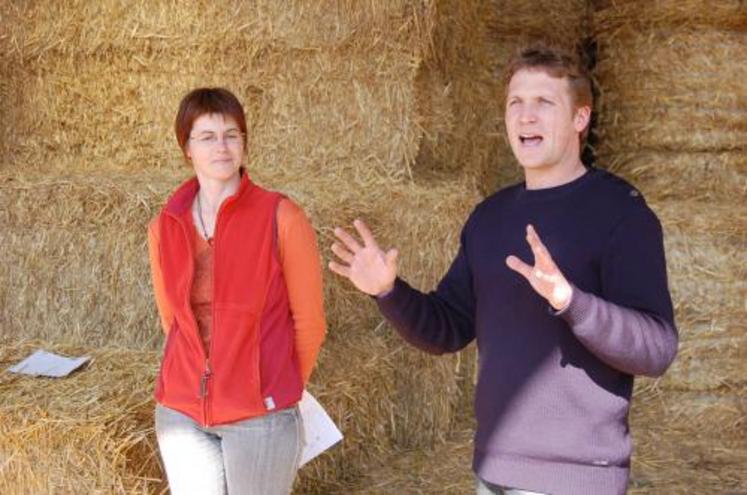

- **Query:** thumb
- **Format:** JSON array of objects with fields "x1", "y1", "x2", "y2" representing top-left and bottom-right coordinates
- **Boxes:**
[{"x1": 385, "y1": 248, "x2": 398, "y2": 270}]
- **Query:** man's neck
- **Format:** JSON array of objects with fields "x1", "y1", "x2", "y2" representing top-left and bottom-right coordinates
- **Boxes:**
[{"x1": 524, "y1": 159, "x2": 587, "y2": 190}]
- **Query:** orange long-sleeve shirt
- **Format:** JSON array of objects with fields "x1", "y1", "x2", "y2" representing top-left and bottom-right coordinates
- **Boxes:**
[{"x1": 148, "y1": 198, "x2": 326, "y2": 385}]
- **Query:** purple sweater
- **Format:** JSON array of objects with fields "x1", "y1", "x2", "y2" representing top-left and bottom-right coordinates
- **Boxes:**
[{"x1": 377, "y1": 169, "x2": 678, "y2": 494}]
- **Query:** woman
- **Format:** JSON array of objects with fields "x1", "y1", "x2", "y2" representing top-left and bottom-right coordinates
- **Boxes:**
[{"x1": 148, "y1": 87, "x2": 326, "y2": 495}]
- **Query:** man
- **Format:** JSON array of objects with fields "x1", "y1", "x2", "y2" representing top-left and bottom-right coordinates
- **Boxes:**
[{"x1": 329, "y1": 44, "x2": 678, "y2": 495}]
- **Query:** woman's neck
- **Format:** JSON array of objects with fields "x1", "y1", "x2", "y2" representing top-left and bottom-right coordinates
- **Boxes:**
[{"x1": 196, "y1": 173, "x2": 241, "y2": 215}]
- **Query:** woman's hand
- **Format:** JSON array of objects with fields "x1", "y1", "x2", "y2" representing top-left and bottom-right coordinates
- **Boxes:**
[{"x1": 329, "y1": 219, "x2": 398, "y2": 297}]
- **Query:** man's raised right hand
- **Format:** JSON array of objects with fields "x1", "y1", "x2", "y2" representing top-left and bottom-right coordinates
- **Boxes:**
[{"x1": 328, "y1": 219, "x2": 398, "y2": 297}]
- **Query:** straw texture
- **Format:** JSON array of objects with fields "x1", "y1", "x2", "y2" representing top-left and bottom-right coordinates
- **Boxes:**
[
  {"x1": 1, "y1": 0, "x2": 745, "y2": 492},
  {"x1": 592, "y1": 3, "x2": 747, "y2": 491},
  {"x1": 0, "y1": 340, "x2": 164, "y2": 494}
]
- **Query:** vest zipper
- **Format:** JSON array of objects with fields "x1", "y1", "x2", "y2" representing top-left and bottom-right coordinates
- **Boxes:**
[
  {"x1": 203, "y1": 193, "x2": 232, "y2": 427},
  {"x1": 200, "y1": 360, "x2": 212, "y2": 397},
  {"x1": 176, "y1": 212, "x2": 212, "y2": 426}
]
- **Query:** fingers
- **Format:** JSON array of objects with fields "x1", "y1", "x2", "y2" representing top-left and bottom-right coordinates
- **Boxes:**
[
  {"x1": 328, "y1": 260, "x2": 351, "y2": 279},
  {"x1": 526, "y1": 225, "x2": 561, "y2": 274},
  {"x1": 505, "y1": 255, "x2": 533, "y2": 280},
  {"x1": 333, "y1": 226, "x2": 362, "y2": 253},
  {"x1": 525, "y1": 224, "x2": 550, "y2": 261},
  {"x1": 353, "y1": 219, "x2": 379, "y2": 249},
  {"x1": 331, "y1": 242, "x2": 354, "y2": 264}
]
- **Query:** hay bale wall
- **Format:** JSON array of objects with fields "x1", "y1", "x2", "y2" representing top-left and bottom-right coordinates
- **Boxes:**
[
  {"x1": 0, "y1": 1, "x2": 483, "y2": 491},
  {"x1": 0, "y1": 1, "x2": 433, "y2": 180},
  {"x1": 1, "y1": 0, "x2": 745, "y2": 493},
  {"x1": 592, "y1": 2, "x2": 747, "y2": 491}
]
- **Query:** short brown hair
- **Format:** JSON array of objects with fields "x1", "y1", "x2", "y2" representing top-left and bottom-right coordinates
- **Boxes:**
[
  {"x1": 503, "y1": 43, "x2": 593, "y2": 110},
  {"x1": 174, "y1": 87, "x2": 248, "y2": 159}
]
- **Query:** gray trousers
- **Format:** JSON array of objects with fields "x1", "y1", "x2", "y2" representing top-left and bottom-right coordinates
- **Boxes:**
[{"x1": 155, "y1": 403, "x2": 302, "y2": 495}]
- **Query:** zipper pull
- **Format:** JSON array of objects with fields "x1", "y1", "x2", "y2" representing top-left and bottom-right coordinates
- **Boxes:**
[{"x1": 200, "y1": 361, "x2": 212, "y2": 398}]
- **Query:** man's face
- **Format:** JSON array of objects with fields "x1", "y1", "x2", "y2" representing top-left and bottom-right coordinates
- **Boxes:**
[{"x1": 505, "y1": 69, "x2": 589, "y2": 173}]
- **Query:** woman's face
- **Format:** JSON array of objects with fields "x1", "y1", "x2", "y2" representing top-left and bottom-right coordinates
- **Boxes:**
[{"x1": 185, "y1": 113, "x2": 245, "y2": 183}]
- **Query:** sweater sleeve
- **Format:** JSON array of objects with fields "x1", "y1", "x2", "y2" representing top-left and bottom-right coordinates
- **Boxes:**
[
  {"x1": 558, "y1": 204, "x2": 678, "y2": 377},
  {"x1": 147, "y1": 217, "x2": 175, "y2": 336},
  {"x1": 375, "y1": 228, "x2": 476, "y2": 354},
  {"x1": 277, "y1": 199, "x2": 327, "y2": 385}
]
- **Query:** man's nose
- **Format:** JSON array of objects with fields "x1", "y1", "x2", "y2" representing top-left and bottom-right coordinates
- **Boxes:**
[{"x1": 519, "y1": 104, "x2": 537, "y2": 124}]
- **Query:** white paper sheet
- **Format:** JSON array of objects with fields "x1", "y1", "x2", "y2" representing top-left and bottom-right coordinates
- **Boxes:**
[
  {"x1": 298, "y1": 390, "x2": 343, "y2": 467},
  {"x1": 7, "y1": 349, "x2": 90, "y2": 377}
]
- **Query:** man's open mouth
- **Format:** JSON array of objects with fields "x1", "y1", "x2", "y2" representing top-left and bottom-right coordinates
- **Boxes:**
[{"x1": 519, "y1": 134, "x2": 543, "y2": 146}]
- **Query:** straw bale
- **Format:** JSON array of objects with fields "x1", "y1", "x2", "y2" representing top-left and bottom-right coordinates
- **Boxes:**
[
  {"x1": 0, "y1": 336, "x2": 406, "y2": 494},
  {"x1": 294, "y1": 329, "x2": 411, "y2": 493},
  {"x1": 410, "y1": 1, "x2": 508, "y2": 193},
  {"x1": 593, "y1": 28, "x2": 747, "y2": 155},
  {"x1": 0, "y1": 0, "x2": 588, "y2": 190},
  {"x1": 341, "y1": 425, "x2": 476, "y2": 494},
  {"x1": 604, "y1": 151, "x2": 747, "y2": 201},
  {"x1": 0, "y1": 332, "x2": 462, "y2": 494},
  {"x1": 654, "y1": 200, "x2": 747, "y2": 316},
  {"x1": 0, "y1": 170, "x2": 183, "y2": 348},
  {"x1": 592, "y1": 0, "x2": 747, "y2": 32},
  {"x1": 0, "y1": 340, "x2": 164, "y2": 494},
  {"x1": 660, "y1": 331, "x2": 747, "y2": 391},
  {"x1": 628, "y1": 384, "x2": 747, "y2": 493},
  {"x1": 0, "y1": 1, "x2": 434, "y2": 180},
  {"x1": 1, "y1": 44, "x2": 423, "y2": 180},
  {"x1": 630, "y1": 387, "x2": 747, "y2": 444},
  {"x1": 0, "y1": 1, "x2": 431, "y2": 59},
  {"x1": 485, "y1": 0, "x2": 588, "y2": 42},
  {"x1": 648, "y1": 199, "x2": 747, "y2": 391},
  {"x1": 1, "y1": 59, "x2": 266, "y2": 172},
  {"x1": 409, "y1": 0, "x2": 588, "y2": 193}
]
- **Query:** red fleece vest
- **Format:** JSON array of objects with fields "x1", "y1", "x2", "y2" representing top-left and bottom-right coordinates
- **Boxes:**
[{"x1": 154, "y1": 173, "x2": 302, "y2": 425}]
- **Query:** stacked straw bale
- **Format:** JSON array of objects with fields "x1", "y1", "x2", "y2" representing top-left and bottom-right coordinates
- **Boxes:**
[
  {"x1": 6, "y1": 0, "x2": 744, "y2": 491},
  {"x1": 411, "y1": 0, "x2": 589, "y2": 192},
  {"x1": 592, "y1": 2, "x2": 747, "y2": 490},
  {"x1": 0, "y1": 1, "x2": 434, "y2": 181},
  {"x1": 0, "y1": 341, "x2": 164, "y2": 494},
  {"x1": 626, "y1": 384, "x2": 747, "y2": 493},
  {"x1": 0, "y1": 170, "x2": 183, "y2": 348},
  {"x1": 0, "y1": 1, "x2": 488, "y2": 490},
  {"x1": 411, "y1": 1, "x2": 506, "y2": 191}
]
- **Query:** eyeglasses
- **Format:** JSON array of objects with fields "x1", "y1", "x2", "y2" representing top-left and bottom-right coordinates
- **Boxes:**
[{"x1": 189, "y1": 131, "x2": 244, "y2": 147}]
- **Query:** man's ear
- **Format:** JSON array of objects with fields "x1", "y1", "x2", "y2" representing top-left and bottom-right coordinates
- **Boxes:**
[{"x1": 574, "y1": 105, "x2": 592, "y2": 133}]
